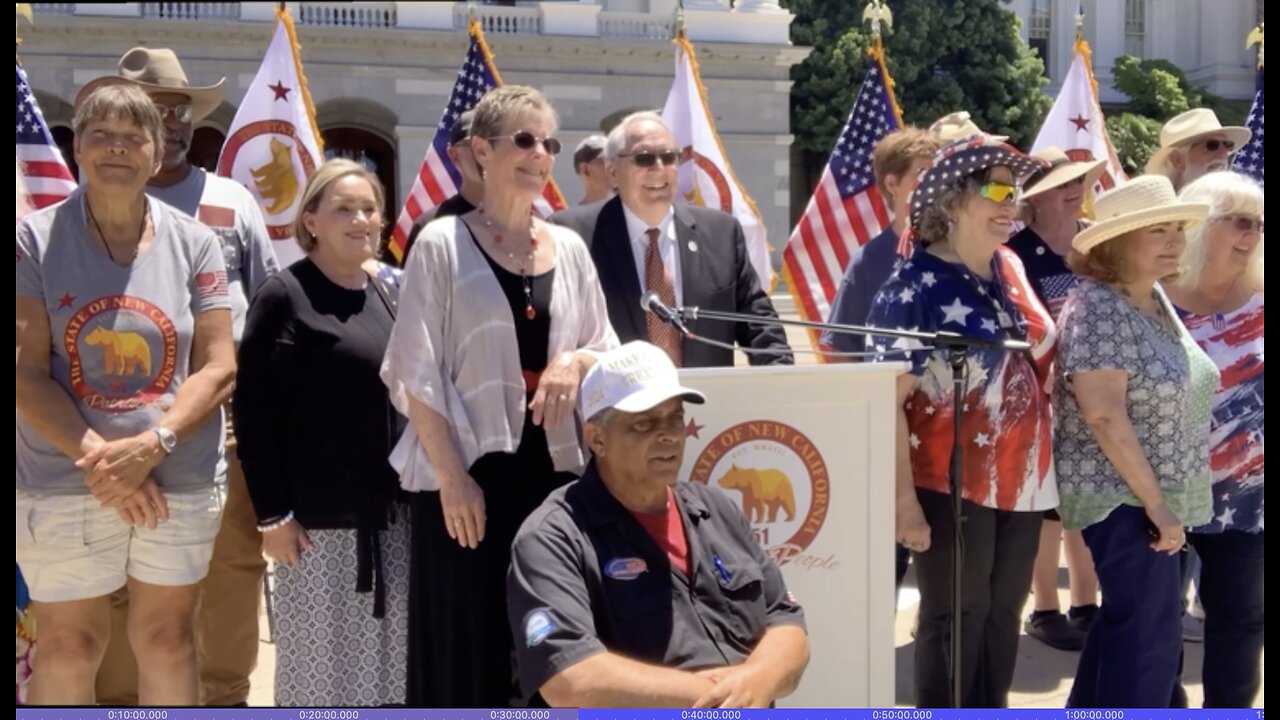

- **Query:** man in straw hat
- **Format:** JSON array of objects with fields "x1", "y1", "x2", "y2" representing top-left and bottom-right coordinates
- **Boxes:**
[
  {"x1": 1145, "y1": 108, "x2": 1252, "y2": 192},
  {"x1": 506, "y1": 341, "x2": 808, "y2": 707},
  {"x1": 82, "y1": 47, "x2": 278, "y2": 708},
  {"x1": 1007, "y1": 147, "x2": 1107, "y2": 653},
  {"x1": 1053, "y1": 173, "x2": 1217, "y2": 708}
]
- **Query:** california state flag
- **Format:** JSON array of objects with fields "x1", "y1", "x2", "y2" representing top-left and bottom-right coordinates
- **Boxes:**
[
  {"x1": 217, "y1": 6, "x2": 323, "y2": 267},
  {"x1": 661, "y1": 34, "x2": 771, "y2": 290},
  {"x1": 1031, "y1": 36, "x2": 1127, "y2": 198}
]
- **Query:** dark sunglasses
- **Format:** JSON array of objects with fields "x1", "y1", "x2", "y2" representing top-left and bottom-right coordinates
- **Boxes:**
[
  {"x1": 489, "y1": 131, "x2": 561, "y2": 155},
  {"x1": 620, "y1": 150, "x2": 681, "y2": 168},
  {"x1": 1197, "y1": 138, "x2": 1237, "y2": 153},
  {"x1": 1218, "y1": 214, "x2": 1264, "y2": 233},
  {"x1": 156, "y1": 104, "x2": 193, "y2": 124}
]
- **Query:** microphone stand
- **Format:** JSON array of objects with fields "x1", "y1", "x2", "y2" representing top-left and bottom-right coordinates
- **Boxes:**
[{"x1": 668, "y1": 304, "x2": 1029, "y2": 709}]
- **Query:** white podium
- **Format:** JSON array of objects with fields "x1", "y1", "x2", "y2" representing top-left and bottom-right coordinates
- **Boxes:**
[{"x1": 678, "y1": 361, "x2": 908, "y2": 708}]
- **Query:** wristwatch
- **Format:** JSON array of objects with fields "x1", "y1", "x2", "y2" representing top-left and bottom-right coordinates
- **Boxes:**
[{"x1": 152, "y1": 427, "x2": 178, "y2": 455}]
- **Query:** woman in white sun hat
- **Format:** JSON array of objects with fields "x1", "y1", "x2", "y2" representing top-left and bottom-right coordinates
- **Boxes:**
[{"x1": 1053, "y1": 174, "x2": 1219, "y2": 708}]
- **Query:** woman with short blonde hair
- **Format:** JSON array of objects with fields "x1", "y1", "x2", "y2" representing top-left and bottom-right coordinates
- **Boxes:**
[{"x1": 383, "y1": 85, "x2": 616, "y2": 707}]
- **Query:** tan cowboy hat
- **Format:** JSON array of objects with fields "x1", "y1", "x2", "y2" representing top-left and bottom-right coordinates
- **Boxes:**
[
  {"x1": 1022, "y1": 147, "x2": 1107, "y2": 200},
  {"x1": 1144, "y1": 108, "x2": 1252, "y2": 173},
  {"x1": 928, "y1": 111, "x2": 1008, "y2": 143},
  {"x1": 74, "y1": 47, "x2": 226, "y2": 123},
  {"x1": 1072, "y1": 175, "x2": 1210, "y2": 255}
]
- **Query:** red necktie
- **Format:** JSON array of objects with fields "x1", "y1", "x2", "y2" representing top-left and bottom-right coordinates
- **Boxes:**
[{"x1": 643, "y1": 227, "x2": 682, "y2": 366}]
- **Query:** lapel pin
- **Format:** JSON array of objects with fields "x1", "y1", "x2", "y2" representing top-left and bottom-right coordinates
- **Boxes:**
[{"x1": 687, "y1": 240, "x2": 698, "y2": 253}]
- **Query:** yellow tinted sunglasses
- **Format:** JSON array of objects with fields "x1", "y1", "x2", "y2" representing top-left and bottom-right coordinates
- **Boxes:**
[{"x1": 977, "y1": 181, "x2": 1021, "y2": 204}]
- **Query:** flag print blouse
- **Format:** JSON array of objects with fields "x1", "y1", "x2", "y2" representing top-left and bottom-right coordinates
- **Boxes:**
[
  {"x1": 869, "y1": 245, "x2": 1059, "y2": 512},
  {"x1": 1178, "y1": 295, "x2": 1265, "y2": 534}
]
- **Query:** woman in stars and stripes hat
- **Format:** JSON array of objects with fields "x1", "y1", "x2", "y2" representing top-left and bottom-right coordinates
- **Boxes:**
[{"x1": 868, "y1": 133, "x2": 1059, "y2": 707}]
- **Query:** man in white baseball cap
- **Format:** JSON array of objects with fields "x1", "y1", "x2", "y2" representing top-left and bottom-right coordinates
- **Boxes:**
[
  {"x1": 1146, "y1": 108, "x2": 1252, "y2": 191},
  {"x1": 506, "y1": 341, "x2": 809, "y2": 708}
]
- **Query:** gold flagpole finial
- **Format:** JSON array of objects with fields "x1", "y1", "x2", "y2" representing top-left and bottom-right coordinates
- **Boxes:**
[
  {"x1": 1074, "y1": 5, "x2": 1085, "y2": 43},
  {"x1": 674, "y1": 1, "x2": 686, "y2": 40},
  {"x1": 862, "y1": 0, "x2": 892, "y2": 40},
  {"x1": 1246, "y1": 24, "x2": 1264, "y2": 68}
]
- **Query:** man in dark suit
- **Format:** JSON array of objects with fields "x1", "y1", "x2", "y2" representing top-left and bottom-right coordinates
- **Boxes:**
[{"x1": 551, "y1": 112, "x2": 792, "y2": 368}]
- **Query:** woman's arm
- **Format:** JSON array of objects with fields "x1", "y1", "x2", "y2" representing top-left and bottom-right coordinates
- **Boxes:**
[
  {"x1": 894, "y1": 374, "x2": 931, "y2": 553},
  {"x1": 16, "y1": 295, "x2": 105, "y2": 460},
  {"x1": 407, "y1": 396, "x2": 486, "y2": 550}
]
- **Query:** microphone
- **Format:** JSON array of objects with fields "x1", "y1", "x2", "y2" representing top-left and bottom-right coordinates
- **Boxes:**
[{"x1": 640, "y1": 291, "x2": 690, "y2": 336}]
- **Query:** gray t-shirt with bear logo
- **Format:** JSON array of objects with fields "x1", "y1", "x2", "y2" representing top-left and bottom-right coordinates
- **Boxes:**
[{"x1": 16, "y1": 189, "x2": 231, "y2": 494}]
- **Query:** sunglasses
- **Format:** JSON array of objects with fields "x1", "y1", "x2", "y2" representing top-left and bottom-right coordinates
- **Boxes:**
[
  {"x1": 976, "y1": 181, "x2": 1021, "y2": 204},
  {"x1": 156, "y1": 104, "x2": 193, "y2": 124},
  {"x1": 1197, "y1": 138, "x2": 1237, "y2": 153},
  {"x1": 1218, "y1": 215, "x2": 1264, "y2": 233},
  {"x1": 489, "y1": 131, "x2": 562, "y2": 156},
  {"x1": 620, "y1": 150, "x2": 681, "y2": 168}
]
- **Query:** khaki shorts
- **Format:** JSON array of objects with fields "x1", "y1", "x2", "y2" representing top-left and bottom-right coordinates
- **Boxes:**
[{"x1": 16, "y1": 486, "x2": 223, "y2": 603}]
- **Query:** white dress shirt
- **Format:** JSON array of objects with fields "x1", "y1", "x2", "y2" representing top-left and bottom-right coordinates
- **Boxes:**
[{"x1": 622, "y1": 203, "x2": 682, "y2": 307}]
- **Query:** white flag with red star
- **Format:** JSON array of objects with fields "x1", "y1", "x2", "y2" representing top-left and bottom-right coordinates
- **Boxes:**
[
  {"x1": 217, "y1": 7, "x2": 323, "y2": 267},
  {"x1": 1031, "y1": 37, "x2": 1126, "y2": 198}
]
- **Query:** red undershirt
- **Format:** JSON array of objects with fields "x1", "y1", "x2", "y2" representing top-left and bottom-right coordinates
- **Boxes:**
[{"x1": 627, "y1": 486, "x2": 690, "y2": 576}]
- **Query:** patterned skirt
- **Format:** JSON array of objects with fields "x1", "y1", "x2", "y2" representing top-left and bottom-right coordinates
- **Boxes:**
[{"x1": 272, "y1": 504, "x2": 410, "y2": 707}]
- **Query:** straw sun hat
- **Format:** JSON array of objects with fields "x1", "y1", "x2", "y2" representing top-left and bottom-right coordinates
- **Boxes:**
[
  {"x1": 1071, "y1": 175, "x2": 1210, "y2": 255},
  {"x1": 1022, "y1": 147, "x2": 1106, "y2": 200},
  {"x1": 1144, "y1": 108, "x2": 1252, "y2": 174}
]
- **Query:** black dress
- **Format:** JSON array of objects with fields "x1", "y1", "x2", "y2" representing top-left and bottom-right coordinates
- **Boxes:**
[{"x1": 406, "y1": 227, "x2": 576, "y2": 708}]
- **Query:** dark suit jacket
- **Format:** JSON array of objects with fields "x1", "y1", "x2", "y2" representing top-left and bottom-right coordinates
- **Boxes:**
[{"x1": 551, "y1": 197, "x2": 793, "y2": 368}]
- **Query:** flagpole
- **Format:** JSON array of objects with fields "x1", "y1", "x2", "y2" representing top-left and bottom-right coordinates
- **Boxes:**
[{"x1": 276, "y1": 3, "x2": 324, "y2": 154}]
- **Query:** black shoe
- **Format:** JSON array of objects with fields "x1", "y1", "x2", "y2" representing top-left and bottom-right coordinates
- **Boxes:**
[
  {"x1": 1067, "y1": 603, "x2": 1098, "y2": 634},
  {"x1": 1025, "y1": 611, "x2": 1086, "y2": 651}
]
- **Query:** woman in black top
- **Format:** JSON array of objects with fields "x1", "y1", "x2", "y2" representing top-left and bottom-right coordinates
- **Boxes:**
[{"x1": 233, "y1": 159, "x2": 407, "y2": 706}]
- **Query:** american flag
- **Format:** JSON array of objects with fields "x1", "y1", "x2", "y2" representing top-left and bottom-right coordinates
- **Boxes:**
[
  {"x1": 386, "y1": 23, "x2": 566, "y2": 262},
  {"x1": 782, "y1": 50, "x2": 900, "y2": 337},
  {"x1": 16, "y1": 64, "x2": 76, "y2": 209},
  {"x1": 1231, "y1": 67, "x2": 1264, "y2": 187}
]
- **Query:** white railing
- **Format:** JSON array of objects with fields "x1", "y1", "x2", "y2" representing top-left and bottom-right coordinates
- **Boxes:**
[
  {"x1": 29, "y1": 3, "x2": 75, "y2": 16},
  {"x1": 598, "y1": 11, "x2": 674, "y2": 41},
  {"x1": 141, "y1": 3, "x2": 240, "y2": 21},
  {"x1": 298, "y1": 2, "x2": 397, "y2": 29},
  {"x1": 455, "y1": 4, "x2": 541, "y2": 35}
]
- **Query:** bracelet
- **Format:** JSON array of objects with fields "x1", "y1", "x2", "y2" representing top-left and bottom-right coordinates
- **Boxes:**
[{"x1": 256, "y1": 511, "x2": 295, "y2": 533}]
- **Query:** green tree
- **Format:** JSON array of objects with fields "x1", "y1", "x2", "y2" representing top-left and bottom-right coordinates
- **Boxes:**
[
  {"x1": 1105, "y1": 112, "x2": 1163, "y2": 174},
  {"x1": 786, "y1": 0, "x2": 1051, "y2": 155}
]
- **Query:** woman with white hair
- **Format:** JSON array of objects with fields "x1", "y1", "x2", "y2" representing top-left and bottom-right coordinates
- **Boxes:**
[{"x1": 1163, "y1": 171, "x2": 1264, "y2": 708}]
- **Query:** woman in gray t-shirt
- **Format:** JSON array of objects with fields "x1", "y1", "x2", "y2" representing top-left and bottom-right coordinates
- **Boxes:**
[{"x1": 15, "y1": 83, "x2": 235, "y2": 706}]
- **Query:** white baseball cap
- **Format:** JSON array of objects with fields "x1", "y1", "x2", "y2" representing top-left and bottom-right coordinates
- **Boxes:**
[{"x1": 579, "y1": 341, "x2": 706, "y2": 421}]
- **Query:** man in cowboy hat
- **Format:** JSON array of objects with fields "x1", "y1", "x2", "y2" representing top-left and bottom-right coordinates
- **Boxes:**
[
  {"x1": 1146, "y1": 108, "x2": 1252, "y2": 191},
  {"x1": 83, "y1": 47, "x2": 278, "y2": 708}
]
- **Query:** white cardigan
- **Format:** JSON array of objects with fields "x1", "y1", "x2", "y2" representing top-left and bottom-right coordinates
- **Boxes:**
[{"x1": 381, "y1": 216, "x2": 618, "y2": 492}]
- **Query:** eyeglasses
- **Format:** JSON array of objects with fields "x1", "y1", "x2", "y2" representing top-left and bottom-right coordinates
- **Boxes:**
[
  {"x1": 976, "y1": 181, "x2": 1021, "y2": 204},
  {"x1": 488, "y1": 131, "x2": 562, "y2": 156},
  {"x1": 620, "y1": 150, "x2": 681, "y2": 168},
  {"x1": 1196, "y1": 138, "x2": 1237, "y2": 153},
  {"x1": 1218, "y1": 215, "x2": 1264, "y2": 233},
  {"x1": 156, "y1": 104, "x2": 193, "y2": 124}
]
